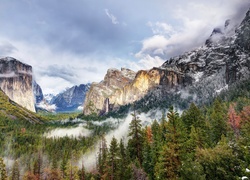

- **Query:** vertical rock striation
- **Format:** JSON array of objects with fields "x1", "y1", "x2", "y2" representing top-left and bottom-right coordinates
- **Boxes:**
[{"x1": 0, "y1": 57, "x2": 36, "y2": 112}]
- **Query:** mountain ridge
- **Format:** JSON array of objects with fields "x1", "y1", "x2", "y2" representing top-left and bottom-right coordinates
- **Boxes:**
[{"x1": 83, "y1": 8, "x2": 250, "y2": 115}]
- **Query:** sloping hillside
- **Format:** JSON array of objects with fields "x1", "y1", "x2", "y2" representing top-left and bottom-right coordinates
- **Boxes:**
[{"x1": 0, "y1": 89, "x2": 43, "y2": 124}]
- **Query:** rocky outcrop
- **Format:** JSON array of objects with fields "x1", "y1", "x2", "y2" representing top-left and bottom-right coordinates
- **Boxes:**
[
  {"x1": 50, "y1": 84, "x2": 90, "y2": 112},
  {"x1": 83, "y1": 68, "x2": 136, "y2": 115},
  {"x1": 33, "y1": 81, "x2": 44, "y2": 104},
  {"x1": 83, "y1": 8, "x2": 250, "y2": 115},
  {"x1": 0, "y1": 57, "x2": 36, "y2": 112},
  {"x1": 84, "y1": 66, "x2": 192, "y2": 115}
]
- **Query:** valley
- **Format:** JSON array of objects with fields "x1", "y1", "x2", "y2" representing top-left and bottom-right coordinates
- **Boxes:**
[{"x1": 0, "y1": 3, "x2": 250, "y2": 180}]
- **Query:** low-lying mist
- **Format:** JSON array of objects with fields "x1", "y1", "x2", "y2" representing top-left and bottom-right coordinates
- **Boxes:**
[
  {"x1": 44, "y1": 123, "x2": 91, "y2": 138},
  {"x1": 80, "y1": 109, "x2": 165, "y2": 170}
]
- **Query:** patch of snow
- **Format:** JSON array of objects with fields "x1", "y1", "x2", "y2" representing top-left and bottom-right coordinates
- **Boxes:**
[
  {"x1": 43, "y1": 94, "x2": 55, "y2": 103},
  {"x1": 246, "y1": 168, "x2": 250, "y2": 172},
  {"x1": 37, "y1": 101, "x2": 57, "y2": 112},
  {"x1": 193, "y1": 72, "x2": 204, "y2": 82},
  {"x1": 215, "y1": 85, "x2": 228, "y2": 94},
  {"x1": 2, "y1": 57, "x2": 15, "y2": 61},
  {"x1": 242, "y1": 176, "x2": 248, "y2": 180}
]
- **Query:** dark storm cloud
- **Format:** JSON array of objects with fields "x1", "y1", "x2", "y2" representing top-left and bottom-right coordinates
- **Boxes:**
[
  {"x1": 1, "y1": 0, "x2": 250, "y2": 93},
  {"x1": 42, "y1": 65, "x2": 79, "y2": 83},
  {"x1": 0, "y1": 0, "x2": 147, "y2": 58}
]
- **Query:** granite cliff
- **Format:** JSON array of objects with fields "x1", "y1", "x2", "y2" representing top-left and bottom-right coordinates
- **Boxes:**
[
  {"x1": 83, "y1": 8, "x2": 250, "y2": 115},
  {"x1": 0, "y1": 57, "x2": 36, "y2": 112},
  {"x1": 50, "y1": 84, "x2": 90, "y2": 112}
]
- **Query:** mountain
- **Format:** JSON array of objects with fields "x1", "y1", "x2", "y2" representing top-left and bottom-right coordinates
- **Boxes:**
[
  {"x1": 0, "y1": 57, "x2": 36, "y2": 112},
  {"x1": 0, "y1": 88, "x2": 43, "y2": 123},
  {"x1": 50, "y1": 84, "x2": 90, "y2": 112},
  {"x1": 33, "y1": 81, "x2": 44, "y2": 104},
  {"x1": 83, "y1": 8, "x2": 250, "y2": 115}
]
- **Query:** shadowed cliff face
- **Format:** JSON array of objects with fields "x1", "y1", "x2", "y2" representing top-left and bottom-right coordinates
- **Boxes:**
[
  {"x1": 0, "y1": 57, "x2": 36, "y2": 112},
  {"x1": 83, "y1": 8, "x2": 250, "y2": 115}
]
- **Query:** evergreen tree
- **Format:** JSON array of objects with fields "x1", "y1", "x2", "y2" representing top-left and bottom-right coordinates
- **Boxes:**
[
  {"x1": 0, "y1": 157, "x2": 7, "y2": 180},
  {"x1": 182, "y1": 103, "x2": 208, "y2": 148},
  {"x1": 11, "y1": 160, "x2": 20, "y2": 180},
  {"x1": 209, "y1": 99, "x2": 228, "y2": 144},
  {"x1": 128, "y1": 110, "x2": 144, "y2": 165},
  {"x1": 60, "y1": 157, "x2": 68, "y2": 179},
  {"x1": 150, "y1": 120, "x2": 161, "y2": 179},
  {"x1": 118, "y1": 139, "x2": 131, "y2": 180},
  {"x1": 97, "y1": 136, "x2": 108, "y2": 179},
  {"x1": 155, "y1": 106, "x2": 185, "y2": 179},
  {"x1": 65, "y1": 161, "x2": 79, "y2": 180},
  {"x1": 182, "y1": 103, "x2": 205, "y2": 132},
  {"x1": 107, "y1": 137, "x2": 119, "y2": 180},
  {"x1": 33, "y1": 151, "x2": 43, "y2": 180},
  {"x1": 78, "y1": 162, "x2": 85, "y2": 180},
  {"x1": 196, "y1": 136, "x2": 242, "y2": 179}
]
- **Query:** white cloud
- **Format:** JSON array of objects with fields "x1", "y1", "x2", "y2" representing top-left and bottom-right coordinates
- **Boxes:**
[
  {"x1": 136, "y1": 0, "x2": 250, "y2": 64},
  {"x1": 0, "y1": 37, "x2": 137, "y2": 94},
  {"x1": 104, "y1": 9, "x2": 119, "y2": 24},
  {"x1": 147, "y1": 21, "x2": 175, "y2": 35}
]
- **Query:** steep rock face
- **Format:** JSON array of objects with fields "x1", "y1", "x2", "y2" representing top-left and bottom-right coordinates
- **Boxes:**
[
  {"x1": 83, "y1": 8, "x2": 250, "y2": 115},
  {"x1": 0, "y1": 57, "x2": 36, "y2": 112},
  {"x1": 51, "y1": 84, "x2": 90, "y2": 112},
  {"x1": 83, "y1": 68, "x2": 136, "y2": 115},
  {"x1": 33, "y1": 81, "x2": 44, "y2": 104},
  {"x1": 84, "y1": 66, "x2": 192, "y2": 115}
]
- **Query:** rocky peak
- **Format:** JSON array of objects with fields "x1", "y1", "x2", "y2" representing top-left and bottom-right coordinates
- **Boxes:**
[
  {"x1": 49, "y1": 84, "x2": 90, "y2": 112},
  {"x1": 235, "y1": 8, "x2": 250, "y2": 51},
  {"x1": 104, "y1": 68, "x2": 136, "y2": 88},
  {"x1": 33, "y1": 81, "x2": 44, "y2": 104},
  {"x1": 0, "y1": 57, "x2": 35, "y2": 112},
  {"x1": 83, "y1": 7, "x2": 250, "y2": 115}
]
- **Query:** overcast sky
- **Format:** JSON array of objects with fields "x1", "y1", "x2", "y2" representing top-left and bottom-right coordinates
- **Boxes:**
[{"x1": 0, "y1": 0, "x2": 249, "y2": 94}]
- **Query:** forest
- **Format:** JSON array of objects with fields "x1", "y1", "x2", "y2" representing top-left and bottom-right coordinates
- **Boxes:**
[{"x1": 1, "y1": 80, "x2": 250, "y2": 179}]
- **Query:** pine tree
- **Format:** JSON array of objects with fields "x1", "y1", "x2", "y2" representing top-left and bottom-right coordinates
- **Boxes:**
[
  {"x1": 182, "y1": 103, "x2": 205, "y2": 132},
  {"x1": 0, "y1": 157, "x2": 7, "y2": 180},
  {"x1": 209, "y1": 99, "x2": 227, "y2": 144},
  {"x1": 155, "y1": 106, "x2": 185, "y2": 179},
  {"x1": 118, "y1": 139, "x2": 131, "y2": 180},
  {"x1": 128, "y1": 110, "x2": 144, "y2": 165},
  {"x1": 60, "y1": 157, "x2": 68, "y2": 179},
  {"x1": 78, "y1": 162, "x2": 85, "y2": 180},
  {"x1": 182, "y1": 103, "x2": 208, "y2": 148},
  {"x1": 11, "y1": 160, "x2": 20, "y2": 180},
  {"x1": 107, "y1": 137, "x2": 119, "y2": 180},
  {"x1": 97, "y1": 136, "x2": 108, "y2": 179},
  {"x1": 65, "y1": 161, "x2": 79, "y2": 180},
  {"x1": 33, "y1": 151, "x2": 43, "y2": 180}
]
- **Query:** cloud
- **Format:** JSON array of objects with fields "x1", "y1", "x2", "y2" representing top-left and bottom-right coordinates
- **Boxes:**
[
  {"x1": 45, "y1": 124, "x2": 91, "y2": 138},
  {"x1": 147, "y1": 21, "x2": 175, "y2": 36},
  {"x1": 0, "y1": 42, "x2": 18, "y2": 56},
  {"x1": 105, "y1": 9, "x2": 119, "y2": 24},
  {"x1": 41, "y1": 65, "x2": 79, "y2": 84},
  {"x1": 136, "y1": 0, "x2": 250, "y2": 63},
  {"x1": 0, "y1": 0, "x2": 249, "y2": 94},
  {"x1": 79, "y1": 109, "x2": 164, "y2": 170}
]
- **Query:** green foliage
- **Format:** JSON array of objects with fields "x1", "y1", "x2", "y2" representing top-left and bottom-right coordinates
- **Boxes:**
[
  {"x1": 128, "y1": 110, "x2": 144, "y2": 165},
  {"x1": 0, "y1": 157, "x2": 7, "y2": 180},
  {"x1": 196, "y1": 136, "x2": 242, "y2": 180}
]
